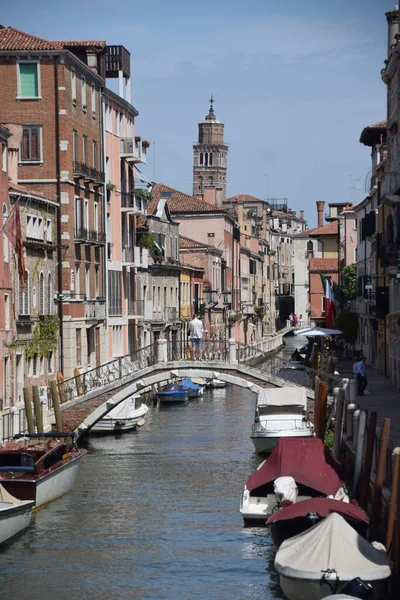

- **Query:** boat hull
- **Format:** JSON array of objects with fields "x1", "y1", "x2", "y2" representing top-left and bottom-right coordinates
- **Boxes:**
[
  {"x1": 0, "y1": 501, "x2": 33, "y2": 545},
  {"x1": 0, "y1": 451, "x2": 86, "y2": 508},
  {"x1": 240, "y1": 491, "x2": 311, "y2": 525},
  {"x1": 250, "y1": 430, "x2": 314, "y2": 456},
  {"x1": 279, "y1": 574, "x2": 389, "y2": 600},
  {"x1": 91, "y1": 405, "x2": 148, "y2": 433},
  {"x1": 157, "y1": 392, "x2": 188, "y2": 403}
]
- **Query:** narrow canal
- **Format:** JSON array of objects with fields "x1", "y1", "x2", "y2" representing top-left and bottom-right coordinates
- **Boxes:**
[{"x1": 0, "y1": 385, "x2": 284, "y2": 600}]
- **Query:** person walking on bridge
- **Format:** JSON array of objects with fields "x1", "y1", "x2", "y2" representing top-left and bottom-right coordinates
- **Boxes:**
[{"x1": 188, "y1": 314, "x2": 204, "y2": 359}]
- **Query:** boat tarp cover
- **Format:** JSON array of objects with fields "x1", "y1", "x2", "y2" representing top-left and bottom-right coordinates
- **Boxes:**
[
  {"x1": 104, "y1": 397, "x2": 141, "y2": 420},
  {"x1": 256, "y1": 387, "x2": 307, "y2": 409},
  {"x1": 246, "y1": 438, "x2": 343, "y2": 495},
  {"x1": 275, "y1": 513, "x2": 391, "y2": 581},
  {"x1": 267, "y1": 497, "x2": 368, "y2": 524},
  {"x1": 180, "y1": 378, "x2": 202, "y2": 391}
]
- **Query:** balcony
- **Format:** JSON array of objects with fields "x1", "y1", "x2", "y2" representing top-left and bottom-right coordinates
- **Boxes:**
[
  {"x1": 91, "y1": 168, "x2": 105, "y2": 185},
  {"x1": 204, "y1": 290, "x2": 219, "y2": 307},
  {"x1": 84, "y1": 300, "x2": 106, "y2": 321},
  {"x1": 89, "y1": 230, "x2": 106, "y2": 245},
  {"x1": 75, "y1": 227, "x2": 90, "y2": 243},
  {"x1": 127, "y1": 299, "x2": 145, "y2": 318},
  {"x1": 120, "y1": 138, "x2": 147, "y2": 164},
  {"x1": 122, "y1": 246, "x2": 149, "y2": 269},
  {"x1": 105, "y1": 45, "x2": 131, "y2": 79},
  {"x1": 242, "y1": 303, "x2": 255, "y2": 316},
  {"x1": 121, "y1": 191, "x2": 147, "y2": 214},
  {"x1": 73, "y1": 162, "x2": 93, "y2": 181},
  {"x1": 152, "y1": 307, "x2": 178, "y2": 322}
]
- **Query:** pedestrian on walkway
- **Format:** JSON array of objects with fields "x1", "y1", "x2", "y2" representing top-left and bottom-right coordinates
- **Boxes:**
[
  {"x1": 357, "y1": 356, "x2": 368, "y2": 396},
  {"x1": 188, "y1": 314, "x2": 204, "y2": 359}
]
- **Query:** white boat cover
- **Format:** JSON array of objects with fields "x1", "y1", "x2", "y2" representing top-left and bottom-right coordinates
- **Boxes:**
[
  {"x1": 322, "y1": 596, "x2": 362, "y2": 599},
  {"x1": 273, "y1": 476, "x2": 298, "y2": 503},
  {"x1": 256, "y1": 387, "x2": 307, "y2": 409},
  {"x1": 104, "y1": 396, "x2": 144, "y2": 420},
  {"x1": 275, "y1": 513, "x2": 391, "y2": 582}
]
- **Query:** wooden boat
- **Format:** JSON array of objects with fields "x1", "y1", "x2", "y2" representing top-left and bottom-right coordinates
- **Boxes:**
[
  {"x1": 0, "y1": 484, "x2": 33, "y2": 545},
  {"x1": 156, "y1": 383, "x2": 188, "y2": 403},
  {"x1": 275, "y1": 513, "x2": 391, "y2": 600},
  {"x1": 240, "y1": 438, "x2": 348, "y2": 526},
  {"x1": 250, "y1": 387, "x2": 313, "y2": 455},
  {"x1": 0, "y1": 433, "x2": 87, "y2": 508},
  {"x1": 267, "y1": 497, "x2": 368, "y2": 547},
  {"x1": 91, "y1": 395, "x2": 149, "y2": 433}
]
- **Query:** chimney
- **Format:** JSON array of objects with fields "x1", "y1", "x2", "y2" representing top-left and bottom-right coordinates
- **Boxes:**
[
  {"x1": 300, "y1": 210, "x2": 304, "y2": 220},
  {"x1": 316, "y1": 201, "x2": 325, "y2": 228},
  {"x1": 386, "y1": 8, "x2": 399, "y2": 59},
  {"x1": 4, "y1": 123, "x2": 22, "y2": 184},
  {"x1": 236, "y1": 203, "x2": 244, "y2": 229},
  {"x1": 215, "y1": 188, "x2": 223, "y2": 208}
]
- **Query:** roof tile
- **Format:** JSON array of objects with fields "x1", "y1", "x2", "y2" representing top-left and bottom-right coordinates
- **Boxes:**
[
  {"x1": 309, "y1": 258, "x2": 338, "y2": 271},
  {"x1": 54, "y1": 40, "x2": 105, "y2": 48},
  {"x1": 225, "y1": 194, "x2": 265, "y2": 204},
  {"x1": 0, "y1": 26, "x2": 63, "y2": 51},
  {"x1": 153, "y1": 183, "x2": 225, "y2": 214},
  {"x1": 304, "y1": 220, "x2": 338, "y2": 237}
]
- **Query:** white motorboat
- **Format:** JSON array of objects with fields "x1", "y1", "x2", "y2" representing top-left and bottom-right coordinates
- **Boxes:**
[
  {"x1": 91, "y1": 395, "x2": 149, "y2": 433},
  {"x1": 210, "y1": 378, "x2": 225, "y2": 388},
  {"x1": 240, "y1": 438, "x2": 348, "y2": 526},
  {"x1": 178, "y1": 378, "x2": 204, "y2": 398},
  {"x1": 275, "y1": 513, "x2": 391, "y2": 600},
  {"x1": 0, "y1": 484, "x2": 33, "y2": 545},
  {"x1": 250, "y1": 387, "x2": 313, "y2": 455}
]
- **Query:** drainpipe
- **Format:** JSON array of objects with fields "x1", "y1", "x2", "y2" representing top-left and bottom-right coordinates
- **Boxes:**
[
  {"x1": 54, "y1": 57, "x2": 64, "y2": 374},
  {"x1": 100, "y1": 89, "x2": 109, "y2": 360}
]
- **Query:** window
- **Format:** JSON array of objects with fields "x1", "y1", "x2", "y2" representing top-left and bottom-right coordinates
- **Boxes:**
[
  {"x1": 85, "y1": 265, "x2": 90, "y2": 299},
  {"x1": 48, "y1": 351, "x2": 54, "y2": 374},
  {"x1": 2, "y1": 143, "x2": 6, "y2": 171},
  {"x1": 4, "y1": 294, "x2": 9, "y2": 330},
  {"x1": 20, "y1": 126, "x2": 41, "y2": 162},
  {"x1": 73, "y1": 130, "x2": 78, "y2": 163},
  {"x1": 3, "y1": 204, "x2": 8, "y2": 262},
  {"x1": 95, "y1": 266, "x2": 99, "y2": 297},
  {"x1": 76, "y1": 329, "x2": 82, "y2": 365},
  {"x1": 108, "y1": 270, "x2": 122, "y2": 316},
  {"x1": 75, "y1": 197, "x2": 82, "y2": 234},
  {"x1": 26, "y1": 214, "x2": 44, "y2": 239},
  {"x1": 91, "y1": 84, "x2": 96, "y2": 116},
  {"x1": 33, "y1": 353, "x2": 38, "y2": 377},
  {"x1": 75, "y1": 263, "x2": 80, "y2": 296},
  {"x1": 47, "y1": 273, "x2": 52, "y2": 314},
  {"x1": 19, "y1": 272, "x2": 30, "y2": 316},
  {"x1": 39, "y1": 272, "x2": 44, "y2": 314},
  {"x1": 112, "y1": 326, "x2": 123, "y2": 356},
  {"x1": 83, "y1": 135, "x2": 88, "y2": 165},
  {"x1": 40, "y1": 356, "x2": 44, "y2": 375},
  {"x1": 84, "y1": 199, "x2": 89, "y2": 230},
  {"x1": 93, "y1": 141, "x2": 98, "y2": 169},
  {"x1": 28, "y1": 357, "x2": 33, "y2": 377},
  {"x1": 209, "y1": 152, "x2": 213, "y2": 166},
  {"x1": 199, "y1": 152, "x2": 203, "y2": 166},
  {"x1": 71, "y1": 68, "x2": 76, "y2": 103},
  {"x1": 94, "y1": 202, "x2": 98, "y2": 233},
  {"x1": 18, "y1": 62, "x2": 40, "y2": 98},
  {"x1": 46, "y1": 218, "x2": 52, "y2": 242},
  {"x1": 81, "y1": 75, "x2": 86, "y2": 109}
]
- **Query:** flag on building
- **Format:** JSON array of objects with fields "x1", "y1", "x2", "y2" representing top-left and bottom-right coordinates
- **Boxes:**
[
  {"x1": 3, "y1": 204, "x2": 26, "y2": 290},
  {"x1": 319, "y1": 272, "x2": 336, "y2": 328}
]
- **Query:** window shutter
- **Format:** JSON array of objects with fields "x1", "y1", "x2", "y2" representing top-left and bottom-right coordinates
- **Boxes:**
[{"x1": 19, "y1": 63, "x2": 38, "y2": 97}]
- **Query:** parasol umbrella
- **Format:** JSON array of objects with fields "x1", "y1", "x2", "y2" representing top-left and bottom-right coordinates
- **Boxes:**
[{"x1": 294, "y1": 327, "x2": 343, "y2": 337}]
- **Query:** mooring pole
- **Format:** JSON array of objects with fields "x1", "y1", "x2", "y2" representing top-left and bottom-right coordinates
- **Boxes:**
[
  {"x1": 369, "y1": 418, "x2": 390, "y2": 542},
  {"x1": 359, "y1": 411, "x2": 377, "y2": 508},
  {"x1": 23, "y1": 387, "x2": 35, "y2": 434},
  {"x1": 32, "y1": 386, "x2": 44, "y2": 433},
  {"x1": 50, "y1": 380, "x2": 63, "y2": 432},
  {"x1": 352, "y1": 410, "x2": 367, "y2": 496},
  {"x1": 386, "y1": 448, "x2": 400, "y2": 556},
  {"x1": 332, "y1": 388, "x2": 345, "y2": 461}
]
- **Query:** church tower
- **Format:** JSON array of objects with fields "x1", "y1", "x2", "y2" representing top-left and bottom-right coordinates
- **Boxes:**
[{"x1": 192, "y1": 96, "x2": 228, "y2": 202}]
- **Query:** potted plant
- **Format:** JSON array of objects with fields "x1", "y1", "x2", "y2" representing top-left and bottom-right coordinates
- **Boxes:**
[
  {"x1": 254, "y1": 305, "x2": 265, "y2": 319},
  {"x1": 228, "y1": 313, "x2": 242, "y2": 324},
  {"x1": 137, "y1": 232, "x2": 156, "y2": 251},
  {"x1": 203, "y1": 279, "x2": 212, "y2": 292},
  {"x1": 82, "y1": 104, "x2": 87, "y2": 111},
  {"x1": 132, "y1": 188, "x2": 153, "y2": 203},
  {"x1": 142, "y1": 140, "x2": 150, "y2": 149},
  {"x1": 107, "y1": 183, "x2": 117, "y2": 191}
]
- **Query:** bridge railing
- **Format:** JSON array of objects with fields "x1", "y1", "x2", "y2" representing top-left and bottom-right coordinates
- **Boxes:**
[
  {"x1": 255, "y1": 354, "x2": 341, "y2": 392},
  {"x1": 166, "y1": 338, "x2": 229, "y2": 362},
  {"x1": 55, "y1": 344, "x2": 156, "y2": 405}
]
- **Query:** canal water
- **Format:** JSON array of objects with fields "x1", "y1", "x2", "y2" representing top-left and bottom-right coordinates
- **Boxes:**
[{"x1": 0, "y1": 385, "x2": 284, "y2": 600}]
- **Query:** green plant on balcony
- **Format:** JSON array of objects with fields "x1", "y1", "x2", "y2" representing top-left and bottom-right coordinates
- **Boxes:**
[
  {"x1": 132, "y1": 188, "x2": 153, "y2": 203},
  {"x1": 106, "y1": 183, "x2": 117, "y2": 191},
  {"x1": 254, "y1": 305, "x2": 265, "y2": 319},
  {"x1": 82, "y1": 104, "x2": 87, "y2": 111},
  {"x1": 137, "y1": 232, "x2": 156, "y2": 250},
  {"x1": 228, "y1": 313, "x2": 242, "y2": 323},
  {"x1": 142, "y1": 140, "x2": 151, "y2": 149},
  {"x1": 26, "y1": 315, "x2": 59, "y2": 359},
  {"x1": 203, "y1": 279, "x2": 212, "y2": 291}
]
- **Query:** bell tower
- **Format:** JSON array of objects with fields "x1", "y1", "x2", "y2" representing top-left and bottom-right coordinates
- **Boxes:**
[{"x1": 192, "y1": 96, "x2": 228, "y2": 202}]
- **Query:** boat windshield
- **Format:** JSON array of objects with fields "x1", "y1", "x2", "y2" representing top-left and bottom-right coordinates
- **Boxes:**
[{"x1": 0, "y1": 452, "x2": 35, "y2": 473}]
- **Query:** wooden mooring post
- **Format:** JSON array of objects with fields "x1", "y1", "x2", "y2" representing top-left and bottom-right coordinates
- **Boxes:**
[
  {"x1": 23, "y1": 387, "x2": 35, "y2": 434},
  {"x1": 369, "y1": 418, "x2": 390, "y2": 542},
  {"x1": 32, "y1": 385, "x2": 44, "y2": 433},
  {"x1": 50, "y1": 380, "x2": 63, "y2": 432},
  {"x1": 352, "y1": 409, "x2": 367, "y2": 497},
  {"x1": 332, "y1": 387, "x2": 345, "y2": 461},
  {"x1": 359, "y1": 411, "x2": 377, "y2": 508},
  {"x1": 386, "y1": 448, "x2": 400, "y2": 557}
]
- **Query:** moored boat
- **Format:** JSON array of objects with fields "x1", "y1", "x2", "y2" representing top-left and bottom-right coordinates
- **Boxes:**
[
  {"x1": 0, "y1": 484, "x2": 33, "y2": 545},
  {"x1": 240, "y1": 438, "x2": 348, "y2": 526},
  {"x1": 0, "y1": 433, "x2": 87, "y2": 508},
  {"x1": 91, "y1": 394, "x2": 149, "y2": 433},
  {"x1": 275, "y1": 513, "x2": 391, "y2": 600},
  {"x1": 156, "y1": 383, "x2": 188, "y2": 403},
  {"x1": 210, "y1": 379, "x2": 225, "y2": 388},
  {"x1": 250, "y1": 387, "x2": 313, "y2": 455},
  {"x1": 267, "y1": 497, "x2": 368, "y2": 547},
  {"x1": 178, "y1": 378, "x2": 204, "y2": 398}
]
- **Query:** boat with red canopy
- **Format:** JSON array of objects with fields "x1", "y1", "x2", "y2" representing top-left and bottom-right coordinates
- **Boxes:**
[
  {"x1": 240, "y1": 438, "x2": 349, "y2": 526},
  {"x1": 267, "y1": 497, "x2": 368, "y2": 547}
]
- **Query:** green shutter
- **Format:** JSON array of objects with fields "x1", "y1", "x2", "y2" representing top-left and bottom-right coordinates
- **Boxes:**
[{"x1": 19, "y1": 63, "x2": 38, "y2": 97}]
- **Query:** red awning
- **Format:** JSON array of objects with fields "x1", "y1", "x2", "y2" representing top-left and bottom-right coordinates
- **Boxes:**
[
  {"x1": 246, "y1": 438, "x2": 344, "y2": 496},
  {"x1": 267, "y1": 497, "x2": 368, "y2": 524}
]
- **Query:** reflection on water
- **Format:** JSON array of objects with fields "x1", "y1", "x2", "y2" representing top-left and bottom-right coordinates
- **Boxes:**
[{"x1": 0, "y1": 386, "x2": 284, "y2": 600}]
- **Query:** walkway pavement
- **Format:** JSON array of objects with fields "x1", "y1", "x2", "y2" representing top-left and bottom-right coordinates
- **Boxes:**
[{"x1": 337, "y1": 358, "x2": 400, "y2": 448}]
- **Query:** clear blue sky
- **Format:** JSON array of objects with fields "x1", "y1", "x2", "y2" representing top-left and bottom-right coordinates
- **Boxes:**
[{"x1": 2, "y1": 0, "x2": 392, "y2": 226}]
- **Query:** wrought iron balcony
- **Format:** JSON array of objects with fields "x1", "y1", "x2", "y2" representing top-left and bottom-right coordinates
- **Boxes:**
[
  {"x1": 84, "y1": 300, "x2": 106, "y2": 320},
  {"x1": 75, "y1": 227, "x2": 90, "y2": 243},
  {"x1": 152, "y1": 307, "x2": 178, "y2": 322},
  {"x1": 89, "y1": 230, "x2": 106, "y2": 245},
  {"x1": 127, "y1": 299, "x2": 145, "y2": 318},
  {"x1": 121, "y1": 191, "x2": 146, "y2": 214},
  {"x1": 73, "y1": 162, "x2": 95, "y2": 181},
  {"x1": 91, "y1": 168, "x2": 105, "y2": 184}
]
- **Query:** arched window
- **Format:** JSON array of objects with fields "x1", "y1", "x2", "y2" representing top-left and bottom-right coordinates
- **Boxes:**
[
  {"x1": 204, "y1": 153, "x2": 209, "y2": 167},
  {"x1": 199, "y1": 152, "x2": 203, "y2": 166},
  {"x1": 47, "y1": 273, "x2": 52, "y2": 314},
  {"x1": 307, "y1": 240, "x2": 313, "y2": 254},
  {"x1": 2, "y1": 204, "x2": 8, "y2": 263},
  {"x1": 209, "y1": 153, "x2": 213, "y2": 166},
  {"x1": 39, "y1": 272, "x2": 44, "y2": 315},
  {"x1": 198, "y1": 176, "x2": 203, "y2": 193},
  {"x1": 19, "y1": 272, "x2": 30, "y2": 316}
]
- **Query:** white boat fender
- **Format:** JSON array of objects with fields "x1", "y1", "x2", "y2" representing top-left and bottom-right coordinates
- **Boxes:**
[
  {"x1": 320, "y1": 569, "x2": 340, "y2": 596},
  {"x1": 371, "y1": 541, "x2": 387, "y2": 552}
]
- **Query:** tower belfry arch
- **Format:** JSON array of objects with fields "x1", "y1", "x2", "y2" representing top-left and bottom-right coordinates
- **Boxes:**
[{"x1": 192, "y1": 96, "x2": 228, "y2": 202}]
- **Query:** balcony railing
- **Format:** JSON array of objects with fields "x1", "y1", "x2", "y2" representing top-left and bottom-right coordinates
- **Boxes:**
[
  {"x1": 120, "y1": 139, "x2": 147, "y2": 164},
  {"x1": 122, "y1": 246, "x2": 148, "y2": 268},
  {"x1": 89, "y1": 230, "x2": 106, "y2": 245},
  {"x1": 127, "y1": 299, "x2": 145, "y2": 317},
  {"x1": 121, "y1": 191, "x2": 147, "y2": 214},
  {"x1": 84, "y1": 300, "x2": 106, "y2": 320},
  {"x1": 75, "y1": 227, "x2": 90, "y2": 242},
  {"x1": 152, "y1": 307, "x2": 178, "y2": 322},
  {"x1": 90, "y1": 167, "x2": 105, "y2": 184}
]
